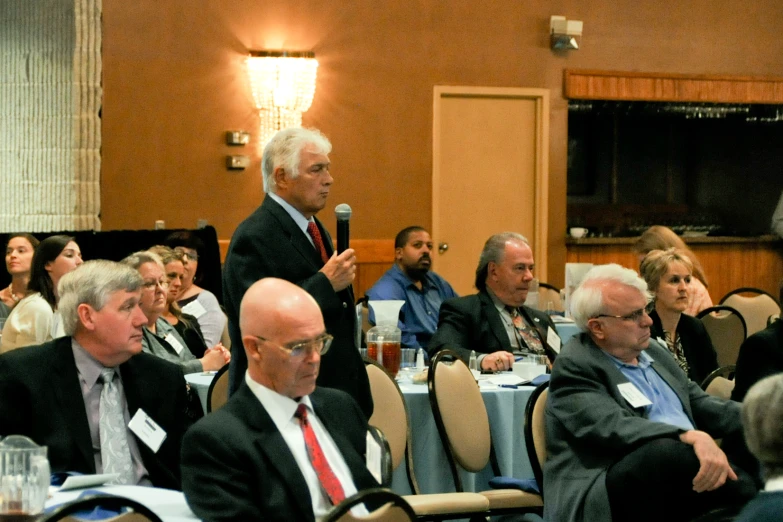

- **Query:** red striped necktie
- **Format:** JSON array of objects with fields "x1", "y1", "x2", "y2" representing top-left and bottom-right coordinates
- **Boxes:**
[
  {"x1": 306, "y1": 222, "x2": 330, "y2": 264},
  {"x1": 294, "y1": 403, "x2": 346, "y2": 505}
]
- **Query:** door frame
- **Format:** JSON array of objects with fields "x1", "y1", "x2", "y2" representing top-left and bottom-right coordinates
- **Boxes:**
[{"x1": 432, "y1": 85, "x2": 550, "y2": 282}]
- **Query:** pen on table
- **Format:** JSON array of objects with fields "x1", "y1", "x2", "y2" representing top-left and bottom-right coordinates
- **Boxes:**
[
  {"x1": 515, "y1": 356, "x2": 524, "y2": 362},
  {"x1": 499, "y1": 384, "x2": 519, "y2": 389}
]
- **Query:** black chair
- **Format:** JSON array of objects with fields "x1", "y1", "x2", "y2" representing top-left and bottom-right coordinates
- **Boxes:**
[
  {"x1": 523, "y1": 381, "x2": 549, "y2": 499},
  {"x1": 323, "y1": 488, "x2": 417, "y2": 522},
  {"x1": 40, "y1": 494, "x2": 163, "y2": 522},
  {"x1": 206, "y1": 363, "x2": 230, "y2": 413},
  {"x1": 367, "y1": 425, "x2": 394, "y2": 487}
]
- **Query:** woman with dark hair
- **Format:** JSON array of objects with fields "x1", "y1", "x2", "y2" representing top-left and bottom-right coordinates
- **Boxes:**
[
  {"x1": 640, "y1": 248, "x2": 719, "y2": 383},
  {"x1": 0, "y1": 233, "x2": 39, "y2": 315},
  {"x1": 0, "y1": 235, "x2": 82, "y2": 352},
  {"x1": 164, "y1": 231, "x2": 226, "y2": 347},
  {"x1": 633, "y1": 225, "x2": 713, "y2": 315}
]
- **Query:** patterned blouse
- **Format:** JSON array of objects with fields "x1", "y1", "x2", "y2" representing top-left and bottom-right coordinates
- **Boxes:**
[{"x1": 663, "y1": 329, "x2": 689, "y2": 375}]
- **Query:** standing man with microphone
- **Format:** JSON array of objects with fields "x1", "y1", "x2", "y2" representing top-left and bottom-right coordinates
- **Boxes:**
[{"x1": 223, "y1": 127, "x2": 372, "y2": 418}]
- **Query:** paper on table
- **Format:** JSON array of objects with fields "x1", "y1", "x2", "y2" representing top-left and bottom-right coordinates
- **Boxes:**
[
  {"x1": 59, "y1": 473, "x2": 120, "y2": 491},
  {"x1": 488, "y1": 374, "x2": 529, "y2": 386}
]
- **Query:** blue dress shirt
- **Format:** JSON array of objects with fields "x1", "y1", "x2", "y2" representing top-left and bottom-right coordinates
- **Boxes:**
[
  {"x1": 603, "y1": 349, "x2": 695, "y2": 431},
  {"x1": 365, "y1": 264, "x2": 457, "y2": 348}
]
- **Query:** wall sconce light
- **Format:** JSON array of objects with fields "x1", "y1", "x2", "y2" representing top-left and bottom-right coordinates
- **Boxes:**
[
  {"x1": 246, "y1": 50, "x2": 319, "y2": 148},
  {"x1": 550, "y1": 16, "x2": 582, "y2": 51}
]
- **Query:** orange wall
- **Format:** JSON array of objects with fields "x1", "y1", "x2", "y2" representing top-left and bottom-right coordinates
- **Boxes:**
[{"x1": 101, "y1": 1, "x2": 783, "y2": 286}]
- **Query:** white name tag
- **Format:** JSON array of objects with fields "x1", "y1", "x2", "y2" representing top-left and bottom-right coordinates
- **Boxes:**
[
  {"x1": 164, "y1": 333, "x2": 186, "y2": 355},
  {"x1": 617, "y1": 382, "x2": 653, "y2": 409},
  {"x1": 181, "y1": 300, "x2": 207, "y2": 319},
  {"x1": 366, "y1": 432, "x2": 382, "y2": 484},
  {"x1": 129, "y1": 409, "x2": 167, "y2": 453},
  {"x1": 547, "y1": 326, "x2": 562, "y2": 354}
]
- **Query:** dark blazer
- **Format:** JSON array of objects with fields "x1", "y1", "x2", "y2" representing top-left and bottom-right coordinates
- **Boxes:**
[
  {"x1": 181, "y1": 384, "x2": 379, "y2": 522},
  {"x1": 427, "y1": 290, "x2": 559, "y2": 363},
  {"x1": 649, "y1": 309, "x2": 719, "y2": 384},
  {"x1": 732, "y1": 319, "x2": 783, "y2": 402},
  {"x1": 222, "y1": 196, "x2": 372, "y2": 417},
  {"x1": 544, "y1": 334, "x2": 744, "y2": 522},
  {"x1": 735, "y1": 491, "x2": 783, "y2": 522},
  {"x1": 0, "y1": 337, "x2": 191, "y2": 490}
]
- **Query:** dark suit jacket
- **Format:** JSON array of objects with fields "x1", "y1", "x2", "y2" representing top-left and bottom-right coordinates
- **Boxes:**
[
  {"x1": 181, "y1": 384, "x2": 379, "y2": 522},
  {"x1": 222, "y1": 196, "x2": 372, "y2": 417},
  {"x1": 732, "y1": 320, "x2": 783, "y2": 402},
  {"x1": 0, "y1": 337, "x2": 191, "y2": 490},
  {"x1": 544, "y1": 334, "x2": 744, "y2": 522},
  {"x1": 649, "y1": 309, "x2": 719, "y2": 384},
  {"x1": 427, "y1": 290, "x2": 559, "y2": 363}
]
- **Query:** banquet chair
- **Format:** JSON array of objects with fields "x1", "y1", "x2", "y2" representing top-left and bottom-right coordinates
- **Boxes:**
[
  {"x1": 363, "y1": 359, "x2": 491, "y2": 520},
  {"x1": 40, "y1": 494, "x2": 163, "y2": 522},
  {"x1": 696, "y1": 306, "x2": 747, "y2": 367},
  {"x1": 368, "y1": 425, "x2": 394, "y2": 487},
  {"x1": 700, "y1": 365, "x2": 736, "y2": 400},
  {"x1": 719, "y1": 288, "x2": 781, "y2": 338},
  {"x1": 538, "y1": 282, "x2": 563, "y2": 313},
  {"x1": 324, "y1": 488, "x2": 417, "y2": 522},
  {"x1": 427, "y1": 350, "x2": 544, "y2": 517},
  {"x1": 219, "y1": 310, "x2": 231, "y2": 350},
  {"x1": 206, "y1": 363, "x2": 230, "y2": 413},
  {"x1": 523, "y1": 381, "x2": 549, "y2": 499}
]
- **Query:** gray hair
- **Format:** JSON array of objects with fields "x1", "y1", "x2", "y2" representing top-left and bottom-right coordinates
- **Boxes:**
[
  {"x1": 743, "y1": 374, "x2": 783, "y2": 480},
  {"x1": 262, "y1": 127, "x2": 332, "y2": 194},
  {"x1": 569, "y1": 263, "x2": 651, "y2": 331},
  {"x1": 120, "y1": 250, "x2": 164, "y2": 271},
  {"x1": 58, "y1": 260, "x2": 143, "y2": 335},
  {"x1": 474, "y1": 232, "x2": 529, "y2": 291}
]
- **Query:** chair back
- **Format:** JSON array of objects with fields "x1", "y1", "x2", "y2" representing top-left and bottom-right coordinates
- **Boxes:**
[
  {"x1": 367, "y1": 425, "x2": 394, "y2": 487},
  {"x1": 700, "y1": 365, "x2": 736, "y2": 400},
  {"x1": 40, "y1": 495, "x2": 163, "y2": 522},
  {"x1": 365, "y1": 360, "x2": 419, "y2": 494},
  {"x1": 696, "y1": 306, "x2": 747, "y2": 367},
  {"x1": 207, "y1": 363, "x2": 230, "y2": 413},
  {"x1": 537, "y1": 283, "x2": 563, "y2": 313},
  {"x1": 720, "y1": 288, "x2": 781, "y2": 338},
  {"x1": 523, "y1": 381, "x2": 549, "y2": 496},
  {"x1": 324, "y1": 488, "x2": 416, "y2": 522},
  {"x1": 219, "y1": 310, "x2": 231, "y2": 350},
  {"x1": 428, "y1": 351, "x2": 491, "y2": 491}
]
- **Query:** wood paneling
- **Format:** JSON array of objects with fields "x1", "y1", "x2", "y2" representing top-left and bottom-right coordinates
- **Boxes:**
[
  {"x1": 567, "y1": 241, "x2": 783, "y2": 302},
  {"x1": 565, "y1": 70, "x2": 783, "y2": 103}
]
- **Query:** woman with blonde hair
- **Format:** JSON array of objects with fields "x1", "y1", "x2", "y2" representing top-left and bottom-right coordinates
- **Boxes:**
[
  {"x1": 633, "y1": 225, "x2": 713, "y2": 315},
  {"x1": 640, "y1": 248, "x2": 719, "y2": 383}
]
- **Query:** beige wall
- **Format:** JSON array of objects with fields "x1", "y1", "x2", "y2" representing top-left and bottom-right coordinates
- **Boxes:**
[{"x1": 101, "y1": 1, "x2": 783, "y2": 286}]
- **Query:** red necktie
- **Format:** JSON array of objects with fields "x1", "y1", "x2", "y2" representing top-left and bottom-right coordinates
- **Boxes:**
[
  {"x1": 307, "y1": 222, "x2": 330, "y2": 264},
  {"x1": 294, "y1": 403, "x2": 346, "y2": 506}
]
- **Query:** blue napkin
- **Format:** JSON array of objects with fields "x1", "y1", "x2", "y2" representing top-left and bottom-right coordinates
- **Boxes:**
[
  {"x1": 45, "y1": 489, "x2": 128, "y2": 520},
  {"x1": 530, "y1": 374, "x2": 551, "y2": 386},
  {"x1": 488, "y1": 476, "x2": 541, "y2": 494}
]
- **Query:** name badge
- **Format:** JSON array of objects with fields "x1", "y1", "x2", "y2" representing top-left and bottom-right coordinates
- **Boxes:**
[
  {"x1": 181, "y1": 300, "x2": 207, "y2": 319},
  {"x1": 164, "y1": 333, "x2": 185, "y2": 355},
  {"x1": 546, "y1": 326, "x2": 562, "y2": 354},
  {"x1": 617, "y1": 382, "x2": 653, "y2": 409},
  {"x1": 129, "y1": 409, "x2": 167, "y2": 452},
  {"x1": 365, "y1": 432, "x2": 382, "y2": 484}
]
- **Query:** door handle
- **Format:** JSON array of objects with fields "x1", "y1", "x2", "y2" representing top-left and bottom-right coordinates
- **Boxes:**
[{"x1": 438, "y1": 243, "x2": 449, "y2": 254}]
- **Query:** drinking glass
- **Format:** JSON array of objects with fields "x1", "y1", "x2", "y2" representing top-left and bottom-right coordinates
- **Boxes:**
[{"x1": 0, "y1": 435, "x2": 50, "y2": 520}]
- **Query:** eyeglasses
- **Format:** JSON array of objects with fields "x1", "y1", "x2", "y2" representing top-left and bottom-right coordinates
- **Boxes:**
[
  {"x1": 254, "y1": 333, "x2": 333, "y2": 358},
  {"x1": 174, "y1": 247, "x2": 198, "y2": 261},
  {"x1": 142, "y1": 279, "x2": 169, "y2": 290},
  {"x1": 593, "y1": 307, "x2": 649, "y2": 323}
]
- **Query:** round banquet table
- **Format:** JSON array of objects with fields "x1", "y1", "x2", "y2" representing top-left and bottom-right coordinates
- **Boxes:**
[{"x1": 185, "y1": 372, "x2": 216, "y2": 413}]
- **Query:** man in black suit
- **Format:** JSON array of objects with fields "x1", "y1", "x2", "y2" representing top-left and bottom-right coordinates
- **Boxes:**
[
  {"x1": 428, "y1": 232, "x2": 559, "y2": 371},
  {"x1": 182, "y1": 278, "x2": 379, "y2": 521},
  {"x1": 0, "y1": 260, "x2": 191, "y2": 490},
  {"x1": 223, "y1": 127, "x2": 372, "y2": 417}
]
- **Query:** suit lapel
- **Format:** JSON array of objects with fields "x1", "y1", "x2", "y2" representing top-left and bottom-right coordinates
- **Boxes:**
[
  {"x1": 479, "y1": 292, "x2": 512, "y2": 351},
  {"x1": 263, "y1": 197, "x2": 323, "y2": 270},
  {"x1": 50, "y1": 338, "x2": 95, "y2": 471},
  {"x1": 235, "y1": 386, "x2": 314, "y2": 522}
]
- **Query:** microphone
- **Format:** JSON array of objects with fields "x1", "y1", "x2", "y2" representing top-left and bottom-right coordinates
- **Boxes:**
[{"x1": 335, "y1": 204, "x2": 352, "y2": 254}]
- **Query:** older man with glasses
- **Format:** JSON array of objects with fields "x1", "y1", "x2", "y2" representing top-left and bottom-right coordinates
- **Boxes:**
[
  {"x1": 544, "y1": 263, "x2": 757, "y2": 522},
  {"x1": 181, "y1": 277, "x2": 379, "y2": 521}
]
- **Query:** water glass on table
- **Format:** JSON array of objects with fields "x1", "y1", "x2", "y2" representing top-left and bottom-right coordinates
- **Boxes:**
[{"x1": 512, "y1": 354, "x2": 548, "y2": 381}]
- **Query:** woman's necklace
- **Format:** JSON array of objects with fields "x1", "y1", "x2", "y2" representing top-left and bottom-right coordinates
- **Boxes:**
[{"x1": 7, "y1": 283, "x2": 23, "y2": 303}]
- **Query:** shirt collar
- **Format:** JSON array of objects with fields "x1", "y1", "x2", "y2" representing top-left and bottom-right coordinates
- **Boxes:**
[
  {"x1": 71, "y1": 337, "x2": 113, "y2": 389},
  {"x1": 391, "y1": 264, "x2": 433, "y2": 290},
  {"x1": 268, "y1": 192, "x2": 313, "y2": 236},
  {"x1": 486, "y1": 287, "x2": 512, "y2": 314},
  {"x1": 602, "y1": 348, "x2": 654, "y2": 369},
  {"x1": 244, "y1": 371, "x2": 314, "y2": 432}
]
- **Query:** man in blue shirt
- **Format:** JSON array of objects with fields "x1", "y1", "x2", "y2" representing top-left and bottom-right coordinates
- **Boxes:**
[
  {"x1": 544, "y1": 263, "x2": 756, "y2": 522},
  {"x1": 365, "y1": 226, "x2": 457, "y2": 349}
]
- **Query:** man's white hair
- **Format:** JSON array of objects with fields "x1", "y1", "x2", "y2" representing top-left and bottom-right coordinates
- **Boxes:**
[
  {"x1": 569, "y1": 263, "x2": 651, "y2": 331},
  {"x1": 261, "y1": 127, "x2": 332, "y2": 193}
]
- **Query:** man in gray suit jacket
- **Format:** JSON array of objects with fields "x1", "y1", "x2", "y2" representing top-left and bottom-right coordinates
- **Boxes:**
[
  {"x1": 545, "y1": 264, "x2": 756, "y2": 522},
  {"x1": 182, "y1": 278, "x2": 379, "y2": 521}
]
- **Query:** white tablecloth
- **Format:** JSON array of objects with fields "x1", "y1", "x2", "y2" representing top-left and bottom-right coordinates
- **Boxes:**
[
  {"x1": 185, "y1": 372, "x2": 216, "y2": 413},
  {"x1": 46, "y1": 485, "x2": 199, "y2": 522}
]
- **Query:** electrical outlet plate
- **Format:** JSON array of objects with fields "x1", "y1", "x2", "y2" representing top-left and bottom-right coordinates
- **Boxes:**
[
  {"x1": 225, "y1": 131, "x2": 251, "y2": 145},
  {"x1": 226, "y1": 155, "x2": 250, "y2": 170}
]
